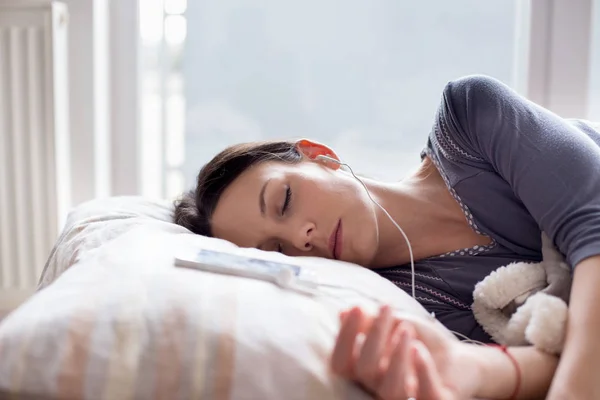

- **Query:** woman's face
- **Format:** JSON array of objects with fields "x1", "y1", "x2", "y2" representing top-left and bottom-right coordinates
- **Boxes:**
[{"x1": 211, "y1": 159, "x2": 380, "y2": 267}]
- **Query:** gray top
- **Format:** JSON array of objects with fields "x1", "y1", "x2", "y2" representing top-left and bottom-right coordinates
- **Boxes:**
[{"x1": 376, "y1": 75, "x2": 600, "y2": 342}]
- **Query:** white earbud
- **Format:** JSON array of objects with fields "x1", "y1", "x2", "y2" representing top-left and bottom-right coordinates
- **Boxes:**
[{"x1": 315, "y1": 154, "x2": 342, "y2": 165}]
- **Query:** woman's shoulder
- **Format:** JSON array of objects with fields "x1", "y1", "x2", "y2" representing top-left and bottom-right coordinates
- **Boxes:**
[
  {"x1": 568, "y1": 118, "x2": 600, "y2": 146},
  {"x1": 421, "y1": 78, "x2": 495, "y2": 179}
]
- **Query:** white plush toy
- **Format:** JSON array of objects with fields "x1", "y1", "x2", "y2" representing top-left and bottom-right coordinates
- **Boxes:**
[{"x1": 472, "y1": 233, "x2": 572, "y2": 355}]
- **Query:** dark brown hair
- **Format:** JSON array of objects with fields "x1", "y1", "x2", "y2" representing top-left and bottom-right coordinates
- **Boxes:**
[{"x1": 173, "y1": 140, "x2": 302, "y2": 236}]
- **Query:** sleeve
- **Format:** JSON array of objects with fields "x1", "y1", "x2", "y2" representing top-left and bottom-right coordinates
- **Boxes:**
[{"x1": 439, "y1": 75, "x2": 600, "y2": 268}]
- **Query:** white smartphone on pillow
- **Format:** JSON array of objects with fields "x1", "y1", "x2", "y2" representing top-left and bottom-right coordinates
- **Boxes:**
[{"x1": 174, "y1": 249, "x2": 319, "y2": 289}]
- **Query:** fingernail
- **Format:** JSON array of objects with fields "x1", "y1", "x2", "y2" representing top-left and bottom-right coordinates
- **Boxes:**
[
  {"x1": 400, "y1": 327, "x2": 408, "y2": 339},
  {"x1": 411, "y1": 344, "x2": 420, "y2": 359},
  {"x1": 379, "y1": 305, "x2": 391, "y2": 320},
  {"x1": 390, "y1": 329, "x2": 402, "y2": 347},
  {"x1": 346, "y1": 307, "x2": 356, "y2": 318},
  {"x1": 405, "y1": 379, "x2": 417, "y2": 399},
  {"x1": 405, "y1": 322, "x2": 415, "y2": 336},
  {"x1": 348, "y1": 307, "x2": 362, "y2": 321}
]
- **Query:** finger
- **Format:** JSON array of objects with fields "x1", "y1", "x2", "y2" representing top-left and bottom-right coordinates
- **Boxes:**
[
  {"x1": 340, "y1": 307, "x2": 378, "y2": 333},
  {"x1": 339, "y1": 309, "x2": 349, "y2": 322},
  {"x1": 355, "y1": 306, "x2": 394, "y2": 389},
  {"x1": 413, "y1": 341, "x2": 445, "y2": 400},
  {"x1": 377, "y1": 324, "x2": 416, "y2": 399},
  {"x1": 339, "y1": 307, "x2": 402, "y2": 361},
  {"x1": 355, "y1": 311, "x2": 402, "y2": 362},
  {"x1": 382, "y1": 318, "x2": 403, "y2": 361},
  {"x1": 349, "y1": 307, "x2": 402, "y2": 337},
  {"x1": 331, "y1": 307, "x2": 367, "y2": 376}
]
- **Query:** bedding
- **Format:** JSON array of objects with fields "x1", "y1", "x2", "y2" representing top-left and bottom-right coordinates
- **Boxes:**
[{"x1": 0, "y1": 197, "x2": 431, "y2": 400}]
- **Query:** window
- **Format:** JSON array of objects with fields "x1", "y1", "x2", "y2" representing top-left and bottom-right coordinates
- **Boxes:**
[
  {"x1": 139, "y1": 0, "x2": 519, "y2": 198},
  {"x1": 589, "y1": 0, "x2": 600, "y2": 121}
]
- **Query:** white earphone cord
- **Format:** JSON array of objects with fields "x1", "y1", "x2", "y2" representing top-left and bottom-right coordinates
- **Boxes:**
[
  {"x1": 329, "y1": 157, "x2": 416, "y2": 299},
  {"x1": 316, "y1": 155, "x2": 485, "y2": 345}
]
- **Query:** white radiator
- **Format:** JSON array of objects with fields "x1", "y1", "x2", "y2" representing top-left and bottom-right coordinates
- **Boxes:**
[{"x1": 0, "y1": 1, "x2": 70, "y2": 303}]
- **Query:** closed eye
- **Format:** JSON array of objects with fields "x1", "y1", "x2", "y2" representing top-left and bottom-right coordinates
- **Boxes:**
[{"x1": 281, "y1": 186, "x2": 292, "y2": 216}]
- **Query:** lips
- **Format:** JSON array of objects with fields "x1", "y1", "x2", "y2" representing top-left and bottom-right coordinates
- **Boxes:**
[{"x1": 328, "y1": 219, "x2": 343, "y2": 260}]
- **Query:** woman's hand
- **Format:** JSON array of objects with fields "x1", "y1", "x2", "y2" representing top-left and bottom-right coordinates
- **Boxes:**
[{"x1": 331, "y1": 305, "x2": 481, "y2": 399}]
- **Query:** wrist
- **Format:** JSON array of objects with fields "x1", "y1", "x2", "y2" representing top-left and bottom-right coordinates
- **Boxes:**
[
  {"x1": 455, "y1": 343, "x2": 485, "y2": 397},
  {"x1": 462, "y1": 343, "x2": 518, "y2": 399}
]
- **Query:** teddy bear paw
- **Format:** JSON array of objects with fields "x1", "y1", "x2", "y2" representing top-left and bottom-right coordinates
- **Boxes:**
[{"x1": 523, "y1": 292, "x2": 568, "y2": 355}]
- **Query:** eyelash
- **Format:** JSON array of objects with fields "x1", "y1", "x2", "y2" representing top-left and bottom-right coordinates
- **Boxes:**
[
  {"x1": 281, "y1": 186, "x2": 292, "y2": 216},
  {"x1": 277, "y1": 186, "x2": 292, "y2": 253}
]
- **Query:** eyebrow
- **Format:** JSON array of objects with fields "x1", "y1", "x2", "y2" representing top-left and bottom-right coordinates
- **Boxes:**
[{"x1": 259, "y1": 178, "x2": 272, "y2": 217}]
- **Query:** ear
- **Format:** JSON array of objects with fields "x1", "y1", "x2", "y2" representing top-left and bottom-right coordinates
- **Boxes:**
[{"x1": 295, "y1": 139, "x2": 341, "y2": 170}]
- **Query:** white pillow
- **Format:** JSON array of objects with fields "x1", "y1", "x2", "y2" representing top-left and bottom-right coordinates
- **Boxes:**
[{"x1": 0, "y1": 196, "x2": 429, "y2": 400}]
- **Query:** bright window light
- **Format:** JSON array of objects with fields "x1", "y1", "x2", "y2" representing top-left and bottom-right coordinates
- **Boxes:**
[
  {"x1": 164, "y1": 15, "x2": 187, "y2": 46},
  {"x1": 139, "y1": 0, "x2": 164, "y2": 45},
  {"x1": 164, "y1": 0, "x2": 187, "y2": 15}
]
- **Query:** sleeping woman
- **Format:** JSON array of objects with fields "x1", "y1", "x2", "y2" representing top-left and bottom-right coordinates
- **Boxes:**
[{"x1": 174, "y1": 75, "x2": 600, "y2": 399}]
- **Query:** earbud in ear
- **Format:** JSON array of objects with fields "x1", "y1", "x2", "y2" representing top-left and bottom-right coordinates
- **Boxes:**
[{"x1": 315, "y1": 154, "x2": 342, "y2": 165}]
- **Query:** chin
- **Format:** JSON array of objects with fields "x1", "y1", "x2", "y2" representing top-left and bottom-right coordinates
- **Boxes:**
[
  {"x1": 340, "y1": 208, "x2": 378, "y2": 267},
  {"x1": 345, "y1": 254, "x2": 371, "y2": 268},
  {"x1": 343, "y1": 235, "x2": 378, "y2": 268}
]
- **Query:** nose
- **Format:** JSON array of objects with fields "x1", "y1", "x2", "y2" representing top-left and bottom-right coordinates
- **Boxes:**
[{"x1": 293, "y1": 221, "x2": 315, "y2": 252}]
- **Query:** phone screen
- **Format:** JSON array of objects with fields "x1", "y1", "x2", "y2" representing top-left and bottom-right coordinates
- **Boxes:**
[{"x1": 193, "y1": 249, "x2": 303, "y2": 277}]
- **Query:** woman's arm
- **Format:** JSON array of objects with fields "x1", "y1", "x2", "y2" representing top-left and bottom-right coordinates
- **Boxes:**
[
  {"x1": 440, "y1": 75, "x2": 600, "y2": 396},
  {"x1": 466, "y1": 344, "x2": 558, "y2": 399},
  {"x1": 546, "y1": 255, "x2": 600, "y2": 399},
  {"x1": 331, "y1": 306, "x2": 559, "y2": 399}
]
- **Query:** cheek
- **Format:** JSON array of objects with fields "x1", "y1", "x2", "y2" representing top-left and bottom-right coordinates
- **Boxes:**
[
  {"x1": 298, "y1": 179, "x2": 346, "y2": 214},
  {"x1": 294, "y1": 169, "x2": 363, "y2": 218}
]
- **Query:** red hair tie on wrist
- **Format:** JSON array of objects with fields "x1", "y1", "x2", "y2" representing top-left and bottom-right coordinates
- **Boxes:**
[{"x1": 488, "y1": 344, "x2": 521, "y2": 400}]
